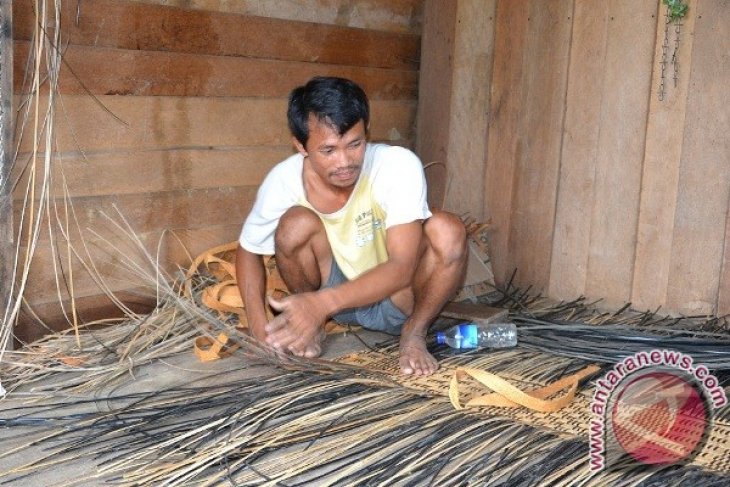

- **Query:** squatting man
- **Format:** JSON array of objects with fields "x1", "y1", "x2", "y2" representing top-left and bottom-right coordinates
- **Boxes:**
[{"x1": 236, "y1": 77, "x2": 467, "y2": 376}]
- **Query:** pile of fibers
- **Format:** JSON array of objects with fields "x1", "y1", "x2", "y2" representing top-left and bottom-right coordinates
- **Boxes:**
[
  {"x1": 1, "y1": 352, "x2": 728, "y2": 486},
  {"x1": 1, "y1": 293, "x2": 729, "y2": 485}
]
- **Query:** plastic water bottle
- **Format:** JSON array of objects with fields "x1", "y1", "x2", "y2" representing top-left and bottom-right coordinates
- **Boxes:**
[{"x1": 435, "y1": 322, "x2": 517, "y2": 349}]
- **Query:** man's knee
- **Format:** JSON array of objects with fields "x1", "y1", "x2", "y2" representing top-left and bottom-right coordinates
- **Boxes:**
[
  {"x1": 424, "y1": 211, "x2": 467, "y2": 264},
  {"x1": 275, "y1": 206, "x2": 323, "y2": 255}
]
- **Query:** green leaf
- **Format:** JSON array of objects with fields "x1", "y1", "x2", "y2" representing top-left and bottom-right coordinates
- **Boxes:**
[{"x1": 662, "y1": 0, "x2": 689, "y2": 21}]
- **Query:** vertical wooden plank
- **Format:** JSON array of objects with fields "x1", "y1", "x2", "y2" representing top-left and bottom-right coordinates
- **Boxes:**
[
  {"x1": 706, "y1": 0, "x2": 730, "y2": 316},
  {"x1": 584, "y1": 0, "x2": 657, "y2": 306},
  {"x1": 721, "y1": 213, "x2": 730, "y2": 315},
  {"x1": 0, "y1": 0, "x2": 13, "y2": 345},
  {"x1": 507, "y1": 0, "x2": 573, "y2": 290},
  {"x1": 443, "y1": 0, "x2": 496, "y2": 220},
  {"x1": 415, "y1": 0, "x2": 456, "y2": 209},
  {"x1": 632, "y1": 7, "x2": 696, "y2": 311},
  {"x1": 483, "y1": 0, "x2": 528, "y2": 285},
  {"x1": 667, "y1": 0, "x2": 730, "y2": 315},
  {"x1": 549, "y1": 1, "x2": 609, "y2": 300}
]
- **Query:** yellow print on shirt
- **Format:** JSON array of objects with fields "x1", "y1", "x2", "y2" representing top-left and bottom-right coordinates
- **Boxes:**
[{"x1": 354, "y1": 209, "x2": 383, "y2": 247}]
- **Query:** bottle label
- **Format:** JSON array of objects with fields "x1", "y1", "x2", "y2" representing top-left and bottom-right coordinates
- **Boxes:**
[{"x1": 457, "y1": 323, "x2": 478, "y2": 348}]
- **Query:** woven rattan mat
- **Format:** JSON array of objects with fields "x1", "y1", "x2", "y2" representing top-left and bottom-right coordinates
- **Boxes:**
[{"x1": 337, "y1": 345, "x2": 730, "y2": 474}]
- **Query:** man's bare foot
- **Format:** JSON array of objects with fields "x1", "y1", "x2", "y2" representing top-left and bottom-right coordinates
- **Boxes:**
[
  {"x1": 399, "y1": 332, "x2": 439, "y2": 376},
  {"x1": 289, "y1": 329, "x2": 326, "y2": 358}
]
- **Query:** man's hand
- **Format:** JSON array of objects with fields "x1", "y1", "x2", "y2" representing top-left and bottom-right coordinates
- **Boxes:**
[
  {"x1": 265, "y1": 292, "x2": 331, "y2": 355},
  {"x1": 248, "y1": 321, "x2": 269, "y2": 345}
]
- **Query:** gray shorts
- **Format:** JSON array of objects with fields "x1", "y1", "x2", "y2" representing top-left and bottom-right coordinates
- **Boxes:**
[{"x1": 322, "y1": 259, "x2": 407, "y2": 335}]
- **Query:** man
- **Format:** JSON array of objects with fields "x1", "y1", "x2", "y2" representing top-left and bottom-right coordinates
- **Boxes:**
[{"x1": 236, "y1": 77, "x2": 466, "y2": 376}]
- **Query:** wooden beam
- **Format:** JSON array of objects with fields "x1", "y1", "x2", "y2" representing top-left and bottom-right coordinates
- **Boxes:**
[{"x1": 0, "y1": 0, "x2": 13, "y2": 340}]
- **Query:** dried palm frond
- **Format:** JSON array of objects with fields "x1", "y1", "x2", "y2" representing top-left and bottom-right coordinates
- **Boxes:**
[
  {"x1": 469, "y1": 274, "x2": 730, "y2": 370},
  {"x1": 1, "y1": 0, "x2": 65, "y2": 359},
  {"x1": 516, "y1": 320, "x2": 730, "y2": 370},
  {"x1": 1, "y1": 0, "x2": 139, "y2": 371},
  {"x1": 1, "y1": 347, "x2": 728, "y2": 486},
  {"x1": 0, "y1": 298, "x2": 198, "y2": 396}
]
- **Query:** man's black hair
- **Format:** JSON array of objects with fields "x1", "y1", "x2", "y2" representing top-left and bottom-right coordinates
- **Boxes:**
[{"x1": 287, "y1": 77, "x2": 369, "y2": 147}]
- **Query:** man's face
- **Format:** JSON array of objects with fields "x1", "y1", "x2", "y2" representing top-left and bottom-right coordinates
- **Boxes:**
[{"x1": 295, "y1": 115, "x2": 367, "y2": 189}]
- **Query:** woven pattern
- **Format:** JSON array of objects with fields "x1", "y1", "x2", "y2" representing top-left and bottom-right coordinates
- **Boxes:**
[{"x1": 339, "y1": 346, "x2": 730, "y2": 474}]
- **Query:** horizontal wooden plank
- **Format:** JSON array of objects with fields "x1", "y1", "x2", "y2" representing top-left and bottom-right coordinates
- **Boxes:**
[
  {"x1": 14, "y1": 186, "x2": 257, "y2": 243},
  {"x1": 21, "y1": 223, "x2": 243, "y2": 305},
  {"x1": 128, "y1": 0, "x2": 424, "y2": 34},
  {"x1": 13, "y1": 0, "x2": 420, "y2": 70},
  {"x1": 12, "y1": 141, "x2": 413, "y2": 203},
  {"x1": 440, "y1": 302, "x2": 508, "y2": 324},
  {"x1": 16, "y1": 288, "x2": 158, "y2": 345},
  {"x1": 12, "y1": 147, "x2": 291, "y2": 199},
  {"x1": 14, "y1": 96, "x2": 416, "y2": 153},
  {"x1": 14, "y1": 42, "x2": 419, "y2": 99}
]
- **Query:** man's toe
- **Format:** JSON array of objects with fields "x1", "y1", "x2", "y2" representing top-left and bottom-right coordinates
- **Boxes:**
[
  {"x1": 400, "y1": 358, "x2": 415, "y2": 375},
  {"x1": 304, "y1": 344, "x2": 321, "y2": 358}
]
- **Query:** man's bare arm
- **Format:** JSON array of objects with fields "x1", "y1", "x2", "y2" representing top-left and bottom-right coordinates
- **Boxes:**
[
  {"x1": 320, "y1": 221, "x2": 422, "y2": 313},
  {"x1": 265, "y1": 221, "x2": 423, "y2": 350},
  {"x1": 235, "y1": 245, "x2": 269, "y2": 342}
]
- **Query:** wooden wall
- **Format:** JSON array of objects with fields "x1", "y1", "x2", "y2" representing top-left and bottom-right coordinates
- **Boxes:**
[
  {"x1": 419, "y1": 0, "x2": 730, "y2": 316},
  {"x1": 12, "y1": 0, "x2": 422, "y2": 342}
]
